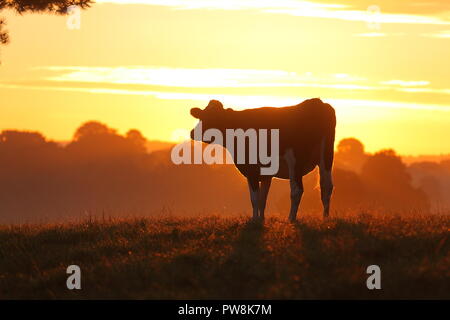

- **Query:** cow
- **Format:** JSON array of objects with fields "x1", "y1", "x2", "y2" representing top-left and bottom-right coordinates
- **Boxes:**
[{"x1": 190, "y1": 98, "x2": 336, "y2": 222}]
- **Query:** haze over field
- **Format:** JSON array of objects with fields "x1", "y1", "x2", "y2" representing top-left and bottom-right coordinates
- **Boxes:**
[{"x1": 1, "y1": 122, "x2": 449, "y2": 224}]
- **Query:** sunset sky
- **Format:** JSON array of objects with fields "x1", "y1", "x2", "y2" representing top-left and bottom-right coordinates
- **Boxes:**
[{"x1": 0, "y1": 0, "x2": 449, "y2": 155}]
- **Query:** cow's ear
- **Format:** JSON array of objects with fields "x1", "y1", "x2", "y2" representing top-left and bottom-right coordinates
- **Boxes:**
[
  {"x1": 207, "y1": 100, "x2": 224, "y2": 110},
  {"x1": 190, "y1": 108, "x2": 203, "y2": 119}
]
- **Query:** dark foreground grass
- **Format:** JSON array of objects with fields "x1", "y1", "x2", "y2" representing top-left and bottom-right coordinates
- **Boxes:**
[{"x1": 0, "y1": 214, "x2": 448, "y2": 299}]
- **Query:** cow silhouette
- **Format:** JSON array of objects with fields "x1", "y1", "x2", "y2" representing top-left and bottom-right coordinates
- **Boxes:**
[{"x1": 190, "y1": 98, "x2": 336, "y2": 221}]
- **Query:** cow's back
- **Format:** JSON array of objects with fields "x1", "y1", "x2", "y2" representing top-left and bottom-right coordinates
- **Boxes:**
[{"x1": 227, "y1": 98, "x2": 336, "y2": 179}]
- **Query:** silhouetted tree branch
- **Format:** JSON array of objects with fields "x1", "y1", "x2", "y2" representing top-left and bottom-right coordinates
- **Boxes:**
[
  {"x1": 0, "y1": 0, "x2": 93, "y2": 14},
  {"x1": 0, "y1": 0, "x2": 93, "y2": 47},
  {"x1": 0, "y1": 18, "x2": 8, "y2": 44}
]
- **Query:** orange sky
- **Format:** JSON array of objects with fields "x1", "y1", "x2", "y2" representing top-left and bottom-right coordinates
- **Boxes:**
[{"x1": 0, "y1": 0, "x2": 449, "y2": 155}]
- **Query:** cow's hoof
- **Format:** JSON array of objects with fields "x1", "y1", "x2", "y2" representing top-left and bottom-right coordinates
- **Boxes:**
[
  {"x1": 288, "y1": 217, "x2": 297, "y2": 223},
  {"x1": 250, "y1": 217, "x2": 264, "y2": 225}
]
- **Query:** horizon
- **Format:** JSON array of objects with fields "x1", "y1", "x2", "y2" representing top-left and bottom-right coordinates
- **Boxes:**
[{"x1": 3, "y1": 121, "x2": 450, "y2": 161}]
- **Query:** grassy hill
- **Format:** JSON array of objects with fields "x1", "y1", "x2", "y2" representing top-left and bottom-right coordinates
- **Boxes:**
[{"x1": 0, "y1": 214, "x2": 448, "y2": 299}]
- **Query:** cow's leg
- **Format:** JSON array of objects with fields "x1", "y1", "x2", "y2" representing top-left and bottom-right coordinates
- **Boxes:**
[
  {"x1": 258, "y1": 177, "x2": 272, "y2": 219},
  {"x1": 319, "y1": 166, "x2": 333, "y2": 218},
  {"x1": 285, "y1": 149, "x2": 304, "y2": 222},
  {"x1": 319, "y1": 138, "x2": 334, "y2": 218},
  {"x1": 247, "y1": 177, "x2": 260, "y2": 219},
  {"x1": 289, "y1": 177, "x2": 303, "y2": 222}
]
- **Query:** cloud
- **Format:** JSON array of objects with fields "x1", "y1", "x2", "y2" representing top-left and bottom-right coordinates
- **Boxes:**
[
  {"x1": 397, "y1": 88, "x2": 450, "y2": 94},
  {"x1": 381, "y1": 80, "x2": 430, "y2": 87},
  {"x1": 354, "y1": 32, "x2": 387, "y2": 37},
  {"x1": 378, "y1": 79, "x2": 450, "y2": 94},
  {"x1": 21, "y1": 66, "x2": 450, "y2": 98},
  {"x1": 96, "y1": 0, "x2": 348, "y2": 11},
  {"x1": 95, "y1": 0, "x2": 450, "y2": 25},
  {"x1": 421, "y1": 30, "x2": 450, "y2": 38},
  {"x1": 1, "y1": 81, "x2": 450, "y2": 112},
  {"x1": 35, "y1": 66, "x2": 372, "y2": 90},
  {"x1": 354, "y1": 32, "x2": 407, "y2": 37},
  {"x1": 3, "y1": 63, "x2": 450, "y2": 114}
]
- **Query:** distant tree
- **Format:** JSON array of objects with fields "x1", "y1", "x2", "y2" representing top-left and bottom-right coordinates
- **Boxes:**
[
  {"x1": 335, "y1": 138, "x2": 367, "y2": 172},
  {"x1": 126, "y1": 129, "x2": 147, "y2": 154},
  {"x1": 0, "y1": 130, "x2": 46, "y2": 146},
  {"x1": 0, "y1": 129, "x2": 62, "y2": 175},
  {"x1": 0, "y1": 0, "x2": 93, "y2": 46},
  {"x1": 338, "y1": 138, "x2": 365, "y2": 154},
  {"x1": 441, "y1": 160, "x2": 450, "y2": 173},
  {"x1": 74, "y1": 121, "x2": 116, "y2": 141},
  {"x1": 332, "y1": 168, "x2": 366, "y2": 209},
  {"x1": 362, "y1": 149, "x2": 409, "y2": 185},
  {"x1": 68, "y1": 121, "x2": 148, "y2": 162},
  {"x1": 408, "y1": 161, "x2": 450, "y2": 208},
  {"x1": 361, "y1": 149, "x2": 429, "y2": 211},
  {"x1": 418, "y1": 175, "x2": 441, "y2": 203}
]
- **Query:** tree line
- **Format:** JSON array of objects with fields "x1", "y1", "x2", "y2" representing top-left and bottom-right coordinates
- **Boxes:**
[{"x1": 1, "y1": 121, "x2": 449, "y2": 223}]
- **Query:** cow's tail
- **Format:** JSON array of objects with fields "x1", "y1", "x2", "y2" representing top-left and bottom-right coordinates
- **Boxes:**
[
  {"x1": 320, "y1": 104, "x2": 336, "y2": 172},
  {"x1": 318, "y1": 104, "x2": 335, "y2": 217}
]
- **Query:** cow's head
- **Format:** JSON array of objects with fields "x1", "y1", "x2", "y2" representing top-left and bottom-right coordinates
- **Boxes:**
[{"x1": 190, "y1": 100, "x2": 225, "y2": 142}]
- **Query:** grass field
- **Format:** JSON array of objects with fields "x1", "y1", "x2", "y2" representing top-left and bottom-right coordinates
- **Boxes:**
[{"x1": 0, "y1": 213, "x2": 448, "y2": 299}]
